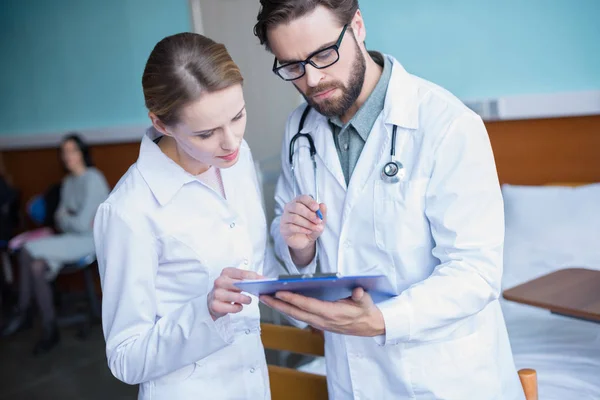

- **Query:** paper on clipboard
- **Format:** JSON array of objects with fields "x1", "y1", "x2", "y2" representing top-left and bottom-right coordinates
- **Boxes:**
[{"x1": 234, "y1": 273, "x2": 398, "y2": 303}]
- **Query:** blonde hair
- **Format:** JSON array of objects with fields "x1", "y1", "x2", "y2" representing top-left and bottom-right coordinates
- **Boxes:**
[{"x1": 142, "y1": 33, "x2": 244, "y2": 126}]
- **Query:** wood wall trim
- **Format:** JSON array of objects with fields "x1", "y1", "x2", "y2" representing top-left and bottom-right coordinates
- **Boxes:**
[
  {"x1": 1, "y1": 114, "x2": 599, "y2": 208},
  {"x1": 486, "y1": 115, "x2": 600, "y2": 185}
]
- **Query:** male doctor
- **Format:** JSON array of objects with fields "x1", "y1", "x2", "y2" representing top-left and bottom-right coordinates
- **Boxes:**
[{"x1": 255, "y1": 1, "x2": 524, "y2": 399}]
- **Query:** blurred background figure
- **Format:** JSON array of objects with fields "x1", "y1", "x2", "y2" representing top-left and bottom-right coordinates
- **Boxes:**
[
  {"x1": 1, "y1": 133, "x2": 110, "y2": 355},
  {"x1": 0, "y1": 153, "x2": 19, "y2": 313}
]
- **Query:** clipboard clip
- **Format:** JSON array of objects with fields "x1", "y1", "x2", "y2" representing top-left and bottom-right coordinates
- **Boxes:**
[{"x1": 277, "y1": 272, "x2": 341, "y2": 280}]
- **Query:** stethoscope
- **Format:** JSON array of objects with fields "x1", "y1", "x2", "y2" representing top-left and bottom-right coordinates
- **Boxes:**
[{"x1": 289, "y1": 105, "x2": 405, "y2": 200}]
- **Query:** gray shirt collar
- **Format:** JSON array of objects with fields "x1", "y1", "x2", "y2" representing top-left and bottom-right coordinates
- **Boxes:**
[{"x1": 329, "y1": 52, "x2": 392, "y2": 140}]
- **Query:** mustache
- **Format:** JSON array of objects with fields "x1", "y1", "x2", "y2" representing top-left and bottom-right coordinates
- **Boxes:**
[{"x1": 306, "y1": 81, "x2": 344, "y2": 97}]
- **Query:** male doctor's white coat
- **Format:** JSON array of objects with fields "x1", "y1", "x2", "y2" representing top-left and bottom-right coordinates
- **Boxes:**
[{"x1": 271, "y1": 56, "x2": 525, "y2": 400}]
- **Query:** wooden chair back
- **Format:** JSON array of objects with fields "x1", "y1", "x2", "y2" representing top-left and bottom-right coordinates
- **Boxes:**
[{"x1": 261, "y1": 323, "x2": 328, "y2": 400}]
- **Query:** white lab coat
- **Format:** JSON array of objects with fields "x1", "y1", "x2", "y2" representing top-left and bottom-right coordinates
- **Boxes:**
[
  {"x1": 94, "y1": 130, "x2": 270, "y2": 399},
  {"x1": 272, "y1": 56, "x2": 525, "y2": 399}
]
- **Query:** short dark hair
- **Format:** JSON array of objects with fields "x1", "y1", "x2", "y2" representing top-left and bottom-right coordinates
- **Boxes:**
[
  {"x1": 142, "y1": 32, "x2": 243, "y2": 127},
  {"x1": 254, "y1": 0, "x2": 359, "y2": 51},
  {"x1": 60, "y1": 132, "x2": 93, "y2": 168}
]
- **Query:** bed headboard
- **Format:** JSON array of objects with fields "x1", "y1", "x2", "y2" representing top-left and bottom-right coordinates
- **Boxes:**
[{"x1": 486, "y1": 115, "x2": 600, "y2": 185}]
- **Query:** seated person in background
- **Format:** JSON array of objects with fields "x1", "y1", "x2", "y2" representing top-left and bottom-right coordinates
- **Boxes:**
[
  {"x1": 1, "y1": 133, "x2": 110, "y2": 355},
  {"x1": 0, "y1": 154, "x2": 19, "y2": 308},
  {"x1": 6, "y1": 182, "x2": 61, "y2": 251},
  {"x1": 0, "y1": 153, "x2": 18, "y2": 244}
]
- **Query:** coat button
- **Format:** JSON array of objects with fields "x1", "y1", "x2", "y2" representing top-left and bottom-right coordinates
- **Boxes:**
[
  {"x1": 229, "y1": 222, "x2": 236, "y2": 228},
  {"x1": 245, "y1": 329, "x2": 251, "y2": 334},
  {"x1": 250, "y1": 368, "x2": 256, "y2": 373},
  {"x1": 243, "y1": 259, "x2": 249, "y2": 265}
]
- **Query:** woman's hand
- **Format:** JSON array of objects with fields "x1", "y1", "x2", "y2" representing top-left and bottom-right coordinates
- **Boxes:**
[{"x1": 207, "y1": 267, "x2": 262, "y2": 321}]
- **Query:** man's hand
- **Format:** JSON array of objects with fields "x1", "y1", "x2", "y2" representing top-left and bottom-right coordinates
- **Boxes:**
[
  {"x1": 208, "y1": 267, "x2": 262, "y2": 321},
  {"x1": 260, "y1": 287, "x2": 385, "y2": 337},
  {"x1": 280, "y1": 195, "x2": 327, "y2": 266}
]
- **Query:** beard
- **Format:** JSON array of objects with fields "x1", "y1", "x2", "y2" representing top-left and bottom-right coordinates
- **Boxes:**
[{"x1": 298, "y1": 38, "x2": 366, "y2": 118}]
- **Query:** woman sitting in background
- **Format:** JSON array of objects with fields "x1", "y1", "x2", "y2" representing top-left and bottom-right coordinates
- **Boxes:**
[{"x1": 1, "y1": 133, "x2": 110, "y2": 355}]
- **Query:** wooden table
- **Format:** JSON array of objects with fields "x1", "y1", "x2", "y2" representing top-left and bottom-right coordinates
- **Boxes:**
[{"x1": 503, "y1": 268, "x2": 600, "y2": 323}]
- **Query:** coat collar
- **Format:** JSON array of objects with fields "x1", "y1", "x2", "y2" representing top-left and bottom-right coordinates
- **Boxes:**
[{"x1": 136, "y1": 128, "x2": 196, "y2": 206}]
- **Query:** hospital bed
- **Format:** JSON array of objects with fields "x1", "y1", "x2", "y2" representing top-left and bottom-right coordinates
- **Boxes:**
[{"x1": 500, "y1": 182, "x2": 600, "y2": 399}]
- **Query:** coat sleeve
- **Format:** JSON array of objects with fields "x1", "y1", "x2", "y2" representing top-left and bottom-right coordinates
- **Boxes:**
[
  {"x1": 376, "y1": 112, "x2": 504, "y2": 345},
  {"x1": 94, "y1": 203, "x2": 234, "y2": 385}
]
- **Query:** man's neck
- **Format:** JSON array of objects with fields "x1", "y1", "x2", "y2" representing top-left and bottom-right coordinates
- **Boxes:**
[{"x1": 339, "y1": 52, "x2": 383, "y2": 124}]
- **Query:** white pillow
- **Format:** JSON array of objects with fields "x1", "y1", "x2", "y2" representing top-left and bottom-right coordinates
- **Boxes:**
[{"x1": 501, "y1": 183, "x2": 600, "y2": 289}]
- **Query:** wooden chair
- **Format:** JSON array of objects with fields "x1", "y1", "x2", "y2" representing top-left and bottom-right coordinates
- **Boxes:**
[
  {"x1": 261, "y1": 323, "x2": 328, "y2": 400},
  {"x1": 261, "y1": 323, "x2": 538, "y2": 400}
]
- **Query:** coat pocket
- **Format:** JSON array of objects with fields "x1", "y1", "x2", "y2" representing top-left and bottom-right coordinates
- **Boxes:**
[
  {"x1": 405, "y1": 330, "x2": 501, "y2": 399},
  {"x1": 374, "y1": 178, "x2": 430, "y2": 251}
]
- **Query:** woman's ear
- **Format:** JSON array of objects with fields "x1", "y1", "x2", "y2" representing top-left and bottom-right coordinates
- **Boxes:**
[{"x1": 149, "y1": 112, "x2": 173, "y2": 137}]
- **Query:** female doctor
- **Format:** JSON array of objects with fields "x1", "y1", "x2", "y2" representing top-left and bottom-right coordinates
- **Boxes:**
[{"x1": 93, "y1": 33, "x2": 271, "y2": 399}]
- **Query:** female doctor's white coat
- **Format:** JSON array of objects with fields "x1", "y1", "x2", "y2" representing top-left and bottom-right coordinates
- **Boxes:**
[
  {"x1": 94, "y1": 130, "x2": 270, "y2": 400},
  {"x1": 272, "y1": 56, "x2": 525, "y2": 400}
]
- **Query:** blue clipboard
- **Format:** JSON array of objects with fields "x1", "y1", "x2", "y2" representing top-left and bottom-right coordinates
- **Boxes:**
[{"x1": 234, "y1": 273, "x2": 397, "y2": 304}]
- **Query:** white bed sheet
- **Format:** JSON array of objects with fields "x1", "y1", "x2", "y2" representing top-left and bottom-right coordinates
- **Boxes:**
[{"x1": 502, "y1": 299, "x2": 600, "y2": 400}]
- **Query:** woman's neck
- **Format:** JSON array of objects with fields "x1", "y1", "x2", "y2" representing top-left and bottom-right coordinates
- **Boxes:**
[
  {"x1": 158, "y1": 136, "x2": 210, "y2": 176},
  {"x1": 71, "y1": 165, "x2": 87, "y2": 177}
]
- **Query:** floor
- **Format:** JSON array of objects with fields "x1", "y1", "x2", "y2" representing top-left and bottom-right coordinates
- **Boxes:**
[
  {"x1": 0, "y1": 308, "x2": 303, "y2": 400},
  {"x1": 0, "y1": 324, "x2": 137, "y2": 400}
]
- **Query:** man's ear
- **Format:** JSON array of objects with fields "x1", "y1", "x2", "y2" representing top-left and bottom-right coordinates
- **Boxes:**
[
  {"x1": 351, "y1": 9, "x2": 367, "y2": 44},
  {"x1": 149, "y1": 112, "x2": 173, "y2": 137}
]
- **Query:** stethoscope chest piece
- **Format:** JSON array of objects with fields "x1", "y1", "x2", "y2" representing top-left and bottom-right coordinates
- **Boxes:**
[
  {"x1": 381, "y1": 160, "x2": 405, "y2": 184},
  {"x1": 380, "y1": 125, "x2": 406, "y2": 184}
]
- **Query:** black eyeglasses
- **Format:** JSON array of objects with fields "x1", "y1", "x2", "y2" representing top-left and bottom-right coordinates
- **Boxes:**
[{"x1": 272, "y1": 24, "x2": 348, "y2": 81}]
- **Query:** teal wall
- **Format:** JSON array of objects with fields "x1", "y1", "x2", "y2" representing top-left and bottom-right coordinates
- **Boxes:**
[
  {"x1": 2, "y1": 1, "x2": 599, "y2": 137},
  {"x1": 0, "y1": 0, "x2": 191, "y2": 136},
  {"x1": 360, "y1": 0, "x2": 600, "y2": 99}
]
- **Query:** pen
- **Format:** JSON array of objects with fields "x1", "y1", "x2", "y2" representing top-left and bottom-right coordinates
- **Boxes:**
[{"x1": 309, "y1": 195, "x2": 324, "y2": 220}]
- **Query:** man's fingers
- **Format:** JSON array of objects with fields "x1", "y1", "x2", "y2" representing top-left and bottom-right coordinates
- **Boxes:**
[
  {"x1": 294, "y1": 195, "x2": 320, "y2": 212},
  {"x1": 350, "y1": 287, "x2": 375, "y2": 308},
  {"x1": 351, "y1": 287, "x2": 365, "y2": 302},
  {"x1": 274, "y1": 291, "x2": 328, "y2": 315},
  {"x1": 287, "y1": 213, "x2": 320, "y2": 230},
  {"x1": 260, "y1": 295, "x2": 321, "y2": 326},
  {"x1": 285, "y1": 202, "x2": 322, "y2": 225},
  {"x1": 284, "y1": 224, "x2": 313, "y2": 236}
]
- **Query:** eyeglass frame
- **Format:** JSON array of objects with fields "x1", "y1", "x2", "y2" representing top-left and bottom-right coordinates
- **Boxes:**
[{"x1": 272, "y1": 24, "x2": 349, "y2": 81}]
